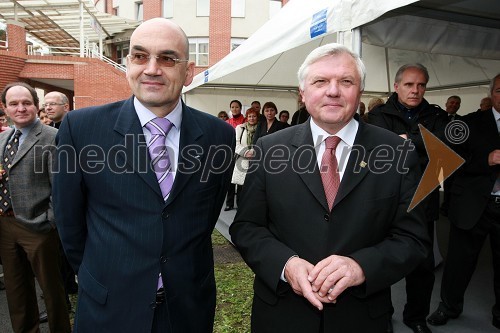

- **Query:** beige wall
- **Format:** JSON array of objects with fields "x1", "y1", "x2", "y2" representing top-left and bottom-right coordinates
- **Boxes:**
[{"x1": 231, "y1": 0, "x2": 269, "y2": 37}]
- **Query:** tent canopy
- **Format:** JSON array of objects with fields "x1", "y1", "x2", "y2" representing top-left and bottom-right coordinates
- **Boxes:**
[{"x1": 184, "y1": 0, "x2": 500, "y2": 94}]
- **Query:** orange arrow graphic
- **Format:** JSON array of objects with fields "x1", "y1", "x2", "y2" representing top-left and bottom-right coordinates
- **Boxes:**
[{"x1": 408, "y1": 124, "x2": 465, "y2": 212}]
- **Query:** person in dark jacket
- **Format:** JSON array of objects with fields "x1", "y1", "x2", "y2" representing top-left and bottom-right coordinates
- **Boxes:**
[
  {"x1": 368, "y1": 63, "x2": 448, "y2": 333},
  {"x1": 252, "y1": 101, "x2": 287, "y2": 143}
]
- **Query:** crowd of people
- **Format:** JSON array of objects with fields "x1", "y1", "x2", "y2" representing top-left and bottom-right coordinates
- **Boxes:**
[{"x1": 0, "y1": 16, "x2": 498, "y2": 333}]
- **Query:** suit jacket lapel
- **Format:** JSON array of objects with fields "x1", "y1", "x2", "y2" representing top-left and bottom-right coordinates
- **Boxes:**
[
  {"x1": 291, "y1": 121, "x2": 329, "y2": 211},
  {"x1": 333, "y1": 121, "x2": 372, "y2": 208},
  {"x1": 166, "y1": 103, "x2": 204, "y2": 205},
  {"x1": 484, "y1": 109, "x2": 500, "y2": 146},
  {"x1": 113, "y1": 97, "x2": 161, "y2": 197},
  {"x1": 11, "y1": 121, "x2": 42, "y2": 168}
]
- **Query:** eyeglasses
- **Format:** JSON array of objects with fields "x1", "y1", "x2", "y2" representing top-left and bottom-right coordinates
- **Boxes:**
[
  {"x1": 42, "y1": 102, "x2": 65, "y2": 108},
  {"x1": 127, "y1": 53, "x2": 189, "y2": 67}
]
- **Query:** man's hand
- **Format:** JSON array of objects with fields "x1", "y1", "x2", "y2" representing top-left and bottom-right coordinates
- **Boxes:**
[
  {"x1": 488, "y1": 149, "x2": 500, "y2": 166},
  {"x1": 307, "y1": 255, "x2": 365, "y2": 303},
  {"x1": 284, "y1": 257, "x2": 324, "y2": 310}
]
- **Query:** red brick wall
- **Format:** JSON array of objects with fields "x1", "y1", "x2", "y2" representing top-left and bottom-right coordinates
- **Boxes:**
[
  {"x1": 143, "y1": 0, "x2": 162, "y2": 20},
  {"x1": 6, "y1": 22, "x2": 27, "y2": 55},
  {"x1": 0, "y1": 52, "x2": 130, "y2": 110},
  {"x1": 209, "y1": 0, "x2": 231, "y2": 68},
  {"x1": 0, "y1": 52, "x2": 27, "y2": 93},
  {"x1": 73, "y1": 59, "x2": 131, "y2": 108}
]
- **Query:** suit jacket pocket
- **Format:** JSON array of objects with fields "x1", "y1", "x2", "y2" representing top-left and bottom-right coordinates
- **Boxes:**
[
  {"x1": 367, "y1": 289, "x2": 392, "y2": 319},
  {"x1": 253, "y1": 277, "x2": 278, "y2": 305},
  {"x1": 79, "y1": 263, "x2": 108, "y2": 305}
]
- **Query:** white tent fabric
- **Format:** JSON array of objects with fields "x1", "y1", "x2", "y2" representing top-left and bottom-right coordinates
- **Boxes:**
[
  {"x1": 184, "y1": 0, "x2": 417, "y2": 92},
  {"x1": 183, "y1": 0, "x2": 500, "y2": 95}
]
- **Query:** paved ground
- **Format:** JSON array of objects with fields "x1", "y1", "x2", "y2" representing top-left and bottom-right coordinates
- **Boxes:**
[{"x1": 0, "y1": 204, "x2": 496, "y2": 332}]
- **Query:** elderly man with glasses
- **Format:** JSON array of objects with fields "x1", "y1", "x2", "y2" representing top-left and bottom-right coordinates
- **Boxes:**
[{"x1": 43, "y1": 91, "x2": 70, "y2": 129}]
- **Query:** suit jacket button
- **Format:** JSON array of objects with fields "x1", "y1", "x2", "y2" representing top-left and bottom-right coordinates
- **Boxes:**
[
  {"x1": 324, "y1": 214, "x2": 329, "y2": 221},
  {"x1": 162, "y1": 211, "x2": 169, "y2": 219},
  {"x1": 160, "y1": 256, "x2": 168, "y2": 263},
  {"x1": 150, "y1": 302, "x2": 156, "y2": 309}
]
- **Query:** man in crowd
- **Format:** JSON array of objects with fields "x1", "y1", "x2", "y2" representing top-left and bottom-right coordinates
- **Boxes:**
[
  {"x1": 39, "y1": 90, "x2": 78, "y2": 324},
  {"x1": 291, "y1": 94, "x2": 310, "y2": 125},
  {"x1": 428, "y1": 73, "x2": 500, "y2": 330},
  {"x1": 479, "y1": 96, "x2": 493, "y2": 112},
  {"x1": 43, "y1": 91, "x2": 70, "y2": 128},
  {"x1": 230, "y1": 43, "x2": 429, "y2": 333},
  {"x1": 0, "y1": 82, "x2": 70, "y2": 333},
  {"x1": 251, "y1": 100, "x2": 261, "y2": 115},
  {"x1": 54, "y1": 18, "x2": 234, "y2": 333},
  {"x1": 440, "y1": 95, "x2": 462, "y2": 217},
  {"x1": 368, "y1": 63, "x2": 448, "y2": 333}
]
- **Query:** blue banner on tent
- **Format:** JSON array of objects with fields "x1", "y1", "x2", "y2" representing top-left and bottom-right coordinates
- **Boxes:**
[
  {"x1": 310, "y1": 8, "x2": 327, "y2": 38},
  {"x1": 204, "y1": 70, "x2": 209, "y2": 83}
]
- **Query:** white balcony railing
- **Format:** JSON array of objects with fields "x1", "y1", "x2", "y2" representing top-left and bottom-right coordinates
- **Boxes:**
[{"x1": 25, "y1": 43, "x2": 126, "y2": 73}]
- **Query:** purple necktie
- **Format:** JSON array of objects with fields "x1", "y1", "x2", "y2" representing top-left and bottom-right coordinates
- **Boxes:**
[
  {"x1": 145, "y1": 118, "x2": 174, "y2": 202},
  {"x1": 145, "y1": 118, "x2": 174, "y2": 291}
]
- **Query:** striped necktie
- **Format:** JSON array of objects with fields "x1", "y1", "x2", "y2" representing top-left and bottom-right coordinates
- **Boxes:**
[
  {"x1": 145, "y1": 118, "x2": 174, "y2": 201},
  {"x1": 320, "y1": 136, "x2": 341, "y2": 210}
]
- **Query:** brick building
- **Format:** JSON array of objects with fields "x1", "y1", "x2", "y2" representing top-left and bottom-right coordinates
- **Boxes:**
[{"x1": 0, "y1": 0, "x2": 289, "y2": 111}]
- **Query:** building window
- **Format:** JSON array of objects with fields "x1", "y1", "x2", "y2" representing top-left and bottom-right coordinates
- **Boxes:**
[
  {"x1": 112, "y1": 7, "x2": 119, "y2": 16},
  {"x1": 162, "y1": 0, "x2": 173, "y2": 18},
  {"x1": 231, "y1": 38, "x2": 246, "y2": 51},
  {"x1": 232, "y1": 0, "x2": 245, "y2": 18},
  {"x1": 269, "y1": 0, "x2": 281, "y2": 18},
  {"x1": 189, "y1": 38, "x2": 209, "y2": 66},
  {"x1": 116, "y1": 43, "x2": 129, "y2": 65},
  {"x1": 197, "y1": 0, "x2": 209, "y2": 17},
  {"x1": 136, "y1": 1, "x2": 143, "y2": 21}
]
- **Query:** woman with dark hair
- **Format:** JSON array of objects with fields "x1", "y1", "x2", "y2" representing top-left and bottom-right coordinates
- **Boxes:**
[
  {"x1": 226, "y1": 99, "x2": 245, "y2": 128},
  {"x1": 224, "y1": 99, "x2": 246, "y2": 211},
  {"x1": 253, "y1": 101, "x2": 287, "y2": 144}
]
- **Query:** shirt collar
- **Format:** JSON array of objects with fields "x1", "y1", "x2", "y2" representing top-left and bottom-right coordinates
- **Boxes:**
[
  {"x1": 14, "y1": 118, "x2": 38, "y2": 136},
  {"x1": 493, "y1": 107, "x2": 500, "y2": 122},
  {"x1": 134, "y1": 97, "x2": 183, "y2": 130},
  {"x1": 310, "y1": 117, "x2": 358, "y2": 149}
]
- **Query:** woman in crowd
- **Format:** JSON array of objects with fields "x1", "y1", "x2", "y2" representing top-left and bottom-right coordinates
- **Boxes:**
[
  {"x1": 253, "y1": 101, "x2": 287, "y2": 143},
  {"x1": 224, "y1": 99, "x2": 246, "y2": 211},
  {"x1": 231, "y1": 107, "x2": 259, "y2": 199},
  {"x1": 37, "y1": 108, "x2": 54, "y2": 126}
]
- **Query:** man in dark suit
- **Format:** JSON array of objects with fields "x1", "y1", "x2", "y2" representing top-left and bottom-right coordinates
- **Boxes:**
[
  {"x1": 428, "y1": 73, "x2": 500, "y2": 330},
  {"x1": 0, "y1": 82, "x2": 71, "y2": 333},
  {"x1": 43, "y1": 91, "x2": 69, "y2": 129},
  {"x1": 440, "y1": 95, "x2": 462, "y2": 217},
  {"x1": 53, "y1": 18, "x2": 235, "y2": 333},
  {"x1": 230, "y1": 43, "x2": 430, "y2": 333},
  {"x1": 368, "y1": 63, "x2": 448, "y2": 333}
]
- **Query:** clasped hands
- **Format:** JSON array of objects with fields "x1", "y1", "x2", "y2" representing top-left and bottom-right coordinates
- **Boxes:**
[{"x1": 284, "y1": 255, "x2": 365, "y2": 311}]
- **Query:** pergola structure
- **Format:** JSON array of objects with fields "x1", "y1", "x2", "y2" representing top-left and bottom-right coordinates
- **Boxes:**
[{"x1": 0, "y1": 0, "x2": 139, "y2": 55}]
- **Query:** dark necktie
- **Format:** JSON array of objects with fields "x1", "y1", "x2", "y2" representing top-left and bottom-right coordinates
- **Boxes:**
[
  {"x1": 0, "y1": 130, "x2": 22, "y2": 213},
  {"x1": 320, "y1": 136, "x2": 341, "y2": 210},
  {"x1": 145, "y1": 118, "x2": 174, "y2": 202}
]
